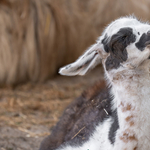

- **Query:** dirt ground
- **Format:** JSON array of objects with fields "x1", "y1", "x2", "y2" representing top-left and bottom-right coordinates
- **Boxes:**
[{"x1": 0, "y1": 67, "x2": 104, "y2": 150}]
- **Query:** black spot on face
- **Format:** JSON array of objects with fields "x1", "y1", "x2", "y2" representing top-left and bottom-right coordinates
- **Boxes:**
[
  {"x1": 136, "y1": 31, "x2": 150, "y2": 51},
  {"x1": 136, "y1": 33, "x2": 147, "y2": 51},
  {"x1": 104, "y1": 27, "x2": 136, "y2": 70},
  {"x1": 109, "y1": 109, "x2": 119, "y2": 144},
  {"x1": 105, "y1": 55, "x2": 122, "y2": 71}
]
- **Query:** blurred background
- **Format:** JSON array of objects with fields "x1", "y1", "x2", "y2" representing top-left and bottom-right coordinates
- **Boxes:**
[{"x1": 0, "y1": 0, "x2": 150, "y2": 150}]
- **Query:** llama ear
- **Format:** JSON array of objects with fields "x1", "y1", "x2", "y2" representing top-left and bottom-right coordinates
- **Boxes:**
[{"x1": 59, "y1": 43, "x2": 103, "y2": 76}]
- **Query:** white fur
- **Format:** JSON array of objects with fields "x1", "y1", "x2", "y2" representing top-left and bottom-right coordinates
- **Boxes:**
[
  {"x1": 110, "y1": 60, "x2": 150, "y2": 150},
  {"x1": 58, "y1": 16, "x2": 150, "y2": 150},
  {"x1": 57, "y1": 119, "x2": 113, "y2": 150}
]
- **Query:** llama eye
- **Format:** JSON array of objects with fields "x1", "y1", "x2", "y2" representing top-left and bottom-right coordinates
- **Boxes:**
[{"x1": 121, "y1": 36, "x2": 127, "y2": 40}]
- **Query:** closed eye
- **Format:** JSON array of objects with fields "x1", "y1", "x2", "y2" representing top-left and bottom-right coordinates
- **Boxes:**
[{"x1": 121, "y1": 35, "x2": 127, "y2": 40}]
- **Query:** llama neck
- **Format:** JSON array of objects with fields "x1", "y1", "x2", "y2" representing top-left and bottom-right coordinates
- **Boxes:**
[
  {"x1": 108, "y1": 63, "x2": 150, "y2": 145},
  {"x1": 113, "y1": 73, "x2": 150, "y2": 125}
]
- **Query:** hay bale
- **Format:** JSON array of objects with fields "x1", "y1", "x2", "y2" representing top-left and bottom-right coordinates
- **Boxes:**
[{"x1": 0, "y1": 0, "x2": 150, "y2": 85}]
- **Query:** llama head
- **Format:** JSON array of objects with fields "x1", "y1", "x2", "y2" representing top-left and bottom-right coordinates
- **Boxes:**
[{"x1": 59, "y1": 17, "x2": 150, "y2": 76}]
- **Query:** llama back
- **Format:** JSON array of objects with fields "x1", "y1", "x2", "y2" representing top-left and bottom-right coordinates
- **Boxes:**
[{"x1": 39, "y1": 80, "x2": 115, "y2": 150}]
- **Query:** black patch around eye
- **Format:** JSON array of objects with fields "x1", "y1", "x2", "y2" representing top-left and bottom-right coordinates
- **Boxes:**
[
  {"x1": 110, "y1": 28, "x2": 136, "y2": 47},
  {"x1": 105, "y1": 27, "x2": 136, "y2": 71},
  {"x1": 135, "y1": 33, "x2": 148, "y2": 51}
]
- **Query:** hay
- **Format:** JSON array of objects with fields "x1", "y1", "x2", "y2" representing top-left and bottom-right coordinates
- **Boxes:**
[{"x1": 0, "y1": 0, "x2": 150, "y2": 85}]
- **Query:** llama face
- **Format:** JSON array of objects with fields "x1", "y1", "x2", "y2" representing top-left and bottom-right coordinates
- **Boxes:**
[
  {"x1": 101, "y1": 18, "x2": 150, "y2": 72},
  {"x1": 59, "y1": 17, "x2": 150, "y2": 76}
]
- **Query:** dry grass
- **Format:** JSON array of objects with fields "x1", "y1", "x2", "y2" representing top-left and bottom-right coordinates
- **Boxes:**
[
  {"x1": 0, "y1": 0, "x2": 102, "y2": 85},
  {"x1": 0, "y1": 68, "x2": 103, "y2": 149},
  {"x1": 0, "y1": 68, "x2": 103, "y2": 135}
]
